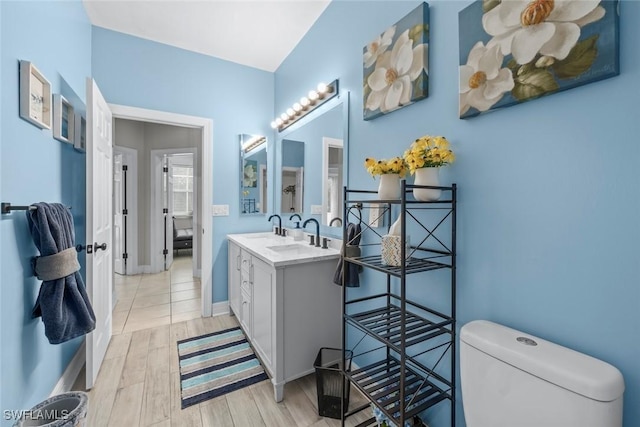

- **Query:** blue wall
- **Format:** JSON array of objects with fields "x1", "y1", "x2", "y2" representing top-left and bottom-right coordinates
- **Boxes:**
[
  {"x1": 275, "y1": 1, "x2": 640, "y2": 426},
  {"x1": 91, "y1": 27, "x2": 275, "y2": 303},
  {"x1": 0, "y1": 1, "x2": 91, "y2": 424}
]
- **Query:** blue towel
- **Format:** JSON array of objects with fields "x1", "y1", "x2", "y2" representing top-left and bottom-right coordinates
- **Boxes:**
[
  {"x1": 27, "y1": 203, "x2": 96, "y2": 344},
  {"x1": 333, "y1": 222, "x2": 362, "y2": 287}
]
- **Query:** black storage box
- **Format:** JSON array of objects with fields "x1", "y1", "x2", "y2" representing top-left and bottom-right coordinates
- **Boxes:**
[{"x1": 313, "y1": 347, "x2": 352, "y2": 419}]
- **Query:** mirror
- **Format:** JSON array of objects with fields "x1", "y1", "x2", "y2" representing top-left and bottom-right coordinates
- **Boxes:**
[
  {"x1": 281, "y1": 139, "x2": 304, "y2": 213},
  {"x1": 275, "y1": 92, "x2": 349, "y2": 228},
  {"x1": 240, "y1": 134, "x2": 268, "y2": 215}
]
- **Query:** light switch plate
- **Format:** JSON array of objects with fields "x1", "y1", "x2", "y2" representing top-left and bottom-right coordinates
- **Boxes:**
[
  {"x1": 212, "y1": 204, "x2": 229, "y2": 216},
  {"x1": 311, "y1": 205, "x2": 322, "y2": 215}
]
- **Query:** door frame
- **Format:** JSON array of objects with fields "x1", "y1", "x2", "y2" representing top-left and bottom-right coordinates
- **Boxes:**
[
  {"x1": 113, "y1": 146, "x2": 138, "y2": 275},
  {"x1": 109, "y1": 104, "x2": 213, "y2": 317},
  {"x1": 150, "y1": 148, "x2": 197, "y2": 275},
  {"x1": 322, "y1": 137, "x2": 343, "y2": 226}
]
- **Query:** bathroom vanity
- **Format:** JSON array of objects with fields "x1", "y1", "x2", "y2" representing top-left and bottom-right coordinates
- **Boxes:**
[{"x1": 227, "y1": 232, "x2": 341, "y2": 402}]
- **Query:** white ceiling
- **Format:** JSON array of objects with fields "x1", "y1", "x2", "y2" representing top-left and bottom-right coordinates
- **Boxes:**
[{"x1": 83, "y1": 0, "x2": 330, "y2": 72}]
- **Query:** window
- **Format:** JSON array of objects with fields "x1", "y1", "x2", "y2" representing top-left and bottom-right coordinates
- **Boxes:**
[{"x1": 172, "y1": 166, "x2": 193, "y2": 215}]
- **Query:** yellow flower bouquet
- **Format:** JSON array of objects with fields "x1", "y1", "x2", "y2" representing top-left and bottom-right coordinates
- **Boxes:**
[
  {"x1": 364, "y1": 156, "x2": 408, "y2": 178},
  {"x1": 403, "y1": 135, "x2": 455, "y2": 174}
]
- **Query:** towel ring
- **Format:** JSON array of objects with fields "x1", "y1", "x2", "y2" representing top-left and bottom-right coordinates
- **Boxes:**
[{"x1": 347, "y1": 204, "x2": 362, "y2": 225}]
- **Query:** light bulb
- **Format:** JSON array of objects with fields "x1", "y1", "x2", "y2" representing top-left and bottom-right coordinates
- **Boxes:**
[
  {"x1": 280, "y1": 113, "x2": 289, "y2": 121},
  {"x1": 293, "y1": 103, "x2": 302, "y2": 112},
  {"x1": 300, "y1": 97, "x2": 310, "y2": 107},
  {"x1": 275, "y1": 118, "x2": 283, "y2": 126},
  {"x1": 270, "y1": 121, "x2": 277, "y2": 129},
  {"x1": 317, "y1": 82, "x2": 328, "y2": 93},
  {"x1": 308, "y1": 90, "x2": 319, "y2": 101},
  {"x1": 286, "y1": 108, "x2": 295, "y2": 117}
]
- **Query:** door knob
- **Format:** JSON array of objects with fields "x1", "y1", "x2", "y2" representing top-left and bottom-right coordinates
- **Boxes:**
[{"x1": 94, "y1": 242, "x2": 108, "y2": 252}]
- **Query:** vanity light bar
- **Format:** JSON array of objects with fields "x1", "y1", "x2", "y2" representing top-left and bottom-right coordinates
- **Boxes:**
[
  {"x1": 270, "y1": 79, "x2": 339, "y2": 132},
  {"x1": 242, "y1": 135, "x2": 266, "y2": 152}
]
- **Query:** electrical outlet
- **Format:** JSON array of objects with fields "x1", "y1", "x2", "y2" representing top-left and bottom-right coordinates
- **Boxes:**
[
  {"x1": 310, "y1": 204, "x2": 322, "y2": 215},
  {"x1": 369, "y1": 203, "x2": 383, "y2": 227},
  {"x1": 211, "y1": 204, "x2": 229, "y2": 216}
]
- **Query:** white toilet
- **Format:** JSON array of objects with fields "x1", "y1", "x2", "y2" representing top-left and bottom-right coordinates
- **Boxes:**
[{"x1": 460, "y1": 320, "x2": 625, "y2": 427}]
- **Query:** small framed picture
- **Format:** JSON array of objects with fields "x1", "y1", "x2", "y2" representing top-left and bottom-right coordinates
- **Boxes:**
[
  {"x1": 74, "y1": 113, "x2": 86, "y2": 152},
  {"x1": 19, "y1": 60, "x2": 52, "y2": 129},
  {"x1": 53, "y1": 94, "x2": 75, "y2": 144}
]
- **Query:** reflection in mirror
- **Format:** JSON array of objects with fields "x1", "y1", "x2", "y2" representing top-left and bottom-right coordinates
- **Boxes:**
[
  {"x1": 323, "y1": 139, "x2": 343, "y2": 227},
  {"x1": 276, "y1": 92, "x2": 348, "y2": 228},
  {"x1": 281, "y1": 140, "x2": 304, "y2": 213},
  {"x1": 240, "y1": 134, "x2": 268, "y2": 215}
]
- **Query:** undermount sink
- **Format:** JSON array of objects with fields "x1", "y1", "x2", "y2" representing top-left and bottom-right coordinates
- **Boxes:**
[{"x1": 266, "y1": 243, "x2": 318, "y2": 253}]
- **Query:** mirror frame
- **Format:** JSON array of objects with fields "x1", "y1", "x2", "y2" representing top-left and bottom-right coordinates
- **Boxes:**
[
  {"x1": 239, "y1": 133, "x2": 268, "y2": 215},
  {"x1": 273, "y1": 91, "x2": 349, "y2": 234}
]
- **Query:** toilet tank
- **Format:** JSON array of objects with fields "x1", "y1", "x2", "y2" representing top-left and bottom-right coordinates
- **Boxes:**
[{"x1": 460, "y1": 320, "x2": 624, "y2": 427}]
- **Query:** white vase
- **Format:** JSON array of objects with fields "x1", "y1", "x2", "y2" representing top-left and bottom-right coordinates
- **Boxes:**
[
  {"x1": 378, "y1": 174, "x2": 401, "y2": 200},
  {"x1": 413, "y1": 167, "x2": 441, "y2": 201}
]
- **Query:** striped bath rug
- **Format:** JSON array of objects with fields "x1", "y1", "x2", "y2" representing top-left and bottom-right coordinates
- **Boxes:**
[{"x1": 177, "y1": 326, "x2": 269, "y2": 408}]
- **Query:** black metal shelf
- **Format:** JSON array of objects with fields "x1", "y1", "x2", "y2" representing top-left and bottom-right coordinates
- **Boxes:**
[
  {"x1": 340, "y1": 183, "x2": 457, "y2": 427},
  {"x1": 344, "y1": 254, "x2": 451, "y2": 277},
  {"x1": 346, "y1": 303, "x2": 452, "y2": 351},
  {"x1": 347, "y1": 355, "x2": 450, "y2": 426}
]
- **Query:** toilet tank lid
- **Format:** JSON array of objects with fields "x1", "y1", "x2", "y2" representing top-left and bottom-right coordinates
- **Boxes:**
[{"x1": 460, "y1": 320, "x2": 625, "y2": 402}]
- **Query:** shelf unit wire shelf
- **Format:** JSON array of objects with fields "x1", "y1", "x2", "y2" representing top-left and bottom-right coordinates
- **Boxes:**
[
  {"x1": 347, "y1": 304, "x2": 453, "y2": 351},
  {"x1": 344, "y1": 254, "x2": 450, "y2": 277},
  {"x1": 346, "y1": 355, "x2": 451, "y2": 426},
  {"x1": 341, "y1": 183, "x2": 457, "y2": 427}
]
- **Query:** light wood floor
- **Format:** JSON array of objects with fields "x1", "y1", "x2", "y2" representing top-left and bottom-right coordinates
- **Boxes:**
[
  {"x1": 113, "y1": 252, "x2": 202, "y2": 334},
  {"x1": 73, "y1": 253, "x2": 374, "y2": 426}
]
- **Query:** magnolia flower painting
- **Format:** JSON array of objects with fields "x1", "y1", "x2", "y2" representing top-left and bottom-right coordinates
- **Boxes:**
[
  {"x1": 459, "y1": 0, "x2": 619, "y2": 119},
  {"x1": 243, "y1": 160, "x2": 257, "y2": 188},
  {"x1": 363, "y1": 2, "x2": 429, "y2": 120}
]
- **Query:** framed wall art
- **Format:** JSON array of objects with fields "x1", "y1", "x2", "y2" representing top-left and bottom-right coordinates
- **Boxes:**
[
  {"x1": 74, "y1": 113, "x2": 86, "y2": 152},
  {"x1": 53, "y1": 94, "x2": 75, "y2": 144},
  {"x1": 19, "y1": 60, "x2": 52, "y2": 129},
  {"x1": 363, "y1": 2, "x2": 429, "y2": 120},
  {"x1": 459, "y1": 0, "x2": 620, "y2": 119}
]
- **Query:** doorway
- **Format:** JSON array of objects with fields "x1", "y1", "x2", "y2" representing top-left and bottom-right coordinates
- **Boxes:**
[{"x1": 109, "y1": 104, "x2": 213, "y2": 319}]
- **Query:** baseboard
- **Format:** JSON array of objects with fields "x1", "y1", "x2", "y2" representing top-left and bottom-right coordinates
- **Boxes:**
[
  {"x1": 211, "y1": 301, "x2": 230, "y2": 317},
  {"x1": 50, "y1": 340, "x2": 85, "y2": 396},
  {"x1": 124, "y1": 265, "x2": 150, "y2": 275}
]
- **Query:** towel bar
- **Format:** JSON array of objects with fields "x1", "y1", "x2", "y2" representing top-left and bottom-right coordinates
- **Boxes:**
[{"x1": 1, "y1": 202, "x2": 71, "y2": 214}]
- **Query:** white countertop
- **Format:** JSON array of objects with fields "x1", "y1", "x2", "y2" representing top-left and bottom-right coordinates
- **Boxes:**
[{"x1": 227, "y1": 232, "x2": 340, "y2": 267}]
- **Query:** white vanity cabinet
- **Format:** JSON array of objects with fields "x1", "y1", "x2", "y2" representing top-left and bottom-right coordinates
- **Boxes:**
[
  {"x1": 228, "y1": 241, "x2": 241, "y2": 317},
  {"x1": 250, "y1": 255, "x2": 275, "y2": 371},
  {"x1": 227, "y1": 234, "x2": 341, "y2": 402}
]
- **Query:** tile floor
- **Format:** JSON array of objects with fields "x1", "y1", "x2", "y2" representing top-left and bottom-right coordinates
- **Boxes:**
[
  {"x1": 73, "y1": 308, "x2": 373, "y2": 426},
  {"x1": 71, "y1": 251, "x2": 377, "y2": 426},
  {"x1": 113, "y1": 252, "x2": 202, "y2": 334}
]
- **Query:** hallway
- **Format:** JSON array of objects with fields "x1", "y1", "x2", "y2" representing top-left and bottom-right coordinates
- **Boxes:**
[{"x1": 113, "y1": 252, "x2": 202, "y2": 334}]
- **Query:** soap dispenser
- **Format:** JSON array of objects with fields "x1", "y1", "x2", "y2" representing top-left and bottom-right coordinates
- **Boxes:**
[{"x1": 293, "y1": 222, "x2": 303, "y2": 241}]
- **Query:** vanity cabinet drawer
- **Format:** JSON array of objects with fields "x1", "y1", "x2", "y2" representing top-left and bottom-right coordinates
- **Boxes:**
[
  {"x1": 240, "y1": 250, "x2": 252, "y2": 273},
  {"x1": 241, "y1": 269, "x2": 251, "y2": 295},
  {"x1": 240, "y1": 288, "x2": 252, "y2": 339}
]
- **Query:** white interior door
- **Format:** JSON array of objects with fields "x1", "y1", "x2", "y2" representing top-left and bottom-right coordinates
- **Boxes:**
[
  {"x1": 86, "y1": 78, "x2": 113, "y2": 389},
  {"x1": 113, "y1": 153, "x2": 124, "y2": 275}
]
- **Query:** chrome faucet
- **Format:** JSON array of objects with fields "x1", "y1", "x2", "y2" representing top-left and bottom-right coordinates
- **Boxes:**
[
  {"x1": 289, "y1": 213, "x2": 302, "y2": 222},
  {"x1": 302, "y1": 218, "x2": 321, "y2": 247},
  {"x1": 268, "y1": 214, "x2": 282, "y2": 235}
]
